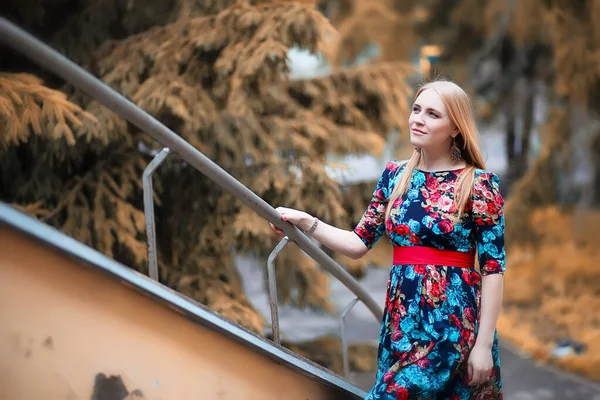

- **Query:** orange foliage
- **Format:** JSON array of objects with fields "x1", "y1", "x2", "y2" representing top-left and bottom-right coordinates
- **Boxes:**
[{"x1": 500, "y1": 206, "x2": 600, "y2": 381}]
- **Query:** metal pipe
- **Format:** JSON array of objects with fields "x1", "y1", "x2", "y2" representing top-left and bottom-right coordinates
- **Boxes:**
[
  {"x1": 266, "y1": 236, "x2": 290, "y2": 345},
  {"x1": 0, "y1": 18, "x2": 384, "y2": 322},
  {"x1": 142, "y1": 148, "x2": 170, "y2": 281},
  {"x1": 340, "y1": 297, "x2": 360, "y2": 378}
]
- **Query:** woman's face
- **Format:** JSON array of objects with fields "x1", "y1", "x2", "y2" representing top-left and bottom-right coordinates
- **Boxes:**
[{"x1": 408, "y1": 89, "x2": 457, "y2": 151}]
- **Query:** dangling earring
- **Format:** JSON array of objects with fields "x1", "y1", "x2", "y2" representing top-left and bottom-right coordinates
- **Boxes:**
[{"x1": 450, "y1": 136, "x2": 462, "y2": 163}]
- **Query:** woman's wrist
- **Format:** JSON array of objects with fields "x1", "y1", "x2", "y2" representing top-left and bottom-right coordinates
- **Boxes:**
[
  {"x1": 301, "y1": 214, "x2": 316, "y2": 232},
  {"x1": 474, "y1": 336, "x2": 494, "y2": 350}
]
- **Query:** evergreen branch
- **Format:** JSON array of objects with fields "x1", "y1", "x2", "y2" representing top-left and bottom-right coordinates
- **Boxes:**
[
  {"x1": 41, "y1": 143, "x2": 128, "y2": 222},
  {"x1": 40, "y1": 174, "x2": 90, "y2": 223},
  {"x1": 0, "y1": 72, "x2": 101, "y2": 150}
]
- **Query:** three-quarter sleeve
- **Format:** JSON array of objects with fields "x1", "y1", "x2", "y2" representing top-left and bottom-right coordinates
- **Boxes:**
[
  {"x1": 472, "y1": 171, "x2": 506, "y2": 275},
  {"x1": 353, "y1": 161, "x2": 402, "y2": 250}
]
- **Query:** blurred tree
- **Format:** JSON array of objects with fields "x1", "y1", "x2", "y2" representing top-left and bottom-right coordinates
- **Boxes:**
[
  {"x1": 317, "y1": 0, "x2": 419, "y2": 66},
  {"x1": 325, "y1": 0, "x2": 600, "y2": 239},
  {"x1": 0, "y1": 0, "x2": 413, "y2": 335}
]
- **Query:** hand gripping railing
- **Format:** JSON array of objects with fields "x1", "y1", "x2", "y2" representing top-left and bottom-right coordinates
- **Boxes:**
[{"x1": 0, "y1": 18, "x2": 384, "y2": 378}]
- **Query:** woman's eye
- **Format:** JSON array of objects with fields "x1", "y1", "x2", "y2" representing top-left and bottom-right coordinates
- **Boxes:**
[{"x1": 429, "y1": 112, "x2": 438, "y2": 117}]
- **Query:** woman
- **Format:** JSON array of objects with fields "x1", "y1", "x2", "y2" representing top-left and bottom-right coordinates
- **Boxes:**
[{"x1": 271, "y1": 80, "x2": 505, "y2": 400}]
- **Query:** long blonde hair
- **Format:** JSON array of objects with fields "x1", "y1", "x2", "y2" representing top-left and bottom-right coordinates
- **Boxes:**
[{"x1": 385, "y1": 80, "x2": 486, "y2": 220}]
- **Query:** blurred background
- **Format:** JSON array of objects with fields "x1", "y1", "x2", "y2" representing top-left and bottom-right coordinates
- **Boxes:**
[{"x1": 1, "y1": 0, "x2": 599, "y2": 398}]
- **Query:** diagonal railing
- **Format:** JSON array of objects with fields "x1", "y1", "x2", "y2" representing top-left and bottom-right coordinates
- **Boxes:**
[{"x1": 0, "y1": 17, "x2": 384, "y2": 378}]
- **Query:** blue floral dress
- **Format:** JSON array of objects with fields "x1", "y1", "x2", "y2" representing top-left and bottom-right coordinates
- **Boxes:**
[{"x1": 353, "y1": 161, "x2": 505, "y2": 400}]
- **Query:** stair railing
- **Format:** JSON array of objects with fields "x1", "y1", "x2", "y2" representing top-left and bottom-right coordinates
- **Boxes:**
[{"x1": 0, "y1": 17, "x2": 384, "y2": 378}]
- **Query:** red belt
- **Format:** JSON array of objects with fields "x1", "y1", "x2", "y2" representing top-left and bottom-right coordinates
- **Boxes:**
[{"x1": 393, "y1": 246, "x2": 475, "y2": 269}]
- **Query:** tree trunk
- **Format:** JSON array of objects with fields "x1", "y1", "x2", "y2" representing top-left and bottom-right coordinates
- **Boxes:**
[
  {"x1": 504, "y1": 88, "x2": 518, "y2": 182},
  {"x1": 517, "y1": 79, "x2": 535, "y2": 173},
  {"x1": 591, "y1": 132, "x2": 600, "y2": 206}
]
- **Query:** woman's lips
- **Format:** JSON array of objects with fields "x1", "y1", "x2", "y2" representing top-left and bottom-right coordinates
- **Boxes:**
[{"x1": 412, "y1": 128, "x2": 426, "y2": 135}]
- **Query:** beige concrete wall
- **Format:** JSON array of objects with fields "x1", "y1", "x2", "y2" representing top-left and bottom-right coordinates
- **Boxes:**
[{"x1": 0, "y1": 227, "x2": 344, "y2": 400}]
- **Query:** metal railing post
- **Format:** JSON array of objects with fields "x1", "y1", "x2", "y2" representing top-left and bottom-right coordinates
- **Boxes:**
[
  {"x1": 340, "y1": 297, "x2": 360, "y2": 378},
  {"x1": 266, "y1": 236, "x2": 290, "y2": 345},
  {"x1": 142, "y1": 147, "x2": 170, "y2": 281}
]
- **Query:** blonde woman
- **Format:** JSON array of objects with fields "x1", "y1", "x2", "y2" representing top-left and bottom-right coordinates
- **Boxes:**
[{"x1": 272, "y1": 80, "x2": 505, "y2": 399}]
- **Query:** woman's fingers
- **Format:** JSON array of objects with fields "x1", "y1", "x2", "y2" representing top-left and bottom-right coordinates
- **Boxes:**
[
  {"x1": 277, "y1": 207, "x2": 302, "y2": 223},
  {"x1": 469, "y1": 371, "x2": 480, "y2": 386},
  {"x1": 271, "y1": 207, "x2": 306, "y2": 236},
  {"x1": 269, "y1": 212, "x2": 289, "y2": 237},
  {"x1": 467, "y1": 361, "x2": 474, "y2": 385},
  {"x1": 269, "y1": 223, "x2": 284, "y2": 235},
  {"x1": 468, "y1": 368, "x2": 490, "y2": 387}
]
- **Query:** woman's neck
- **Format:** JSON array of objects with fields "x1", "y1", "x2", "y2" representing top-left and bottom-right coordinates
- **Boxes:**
[{"x1": 417, "y1": 149, "x2": 466, "y2": 172}]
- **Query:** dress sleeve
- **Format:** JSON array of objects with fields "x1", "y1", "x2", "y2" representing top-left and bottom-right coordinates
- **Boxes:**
[
  {"x1": 352, "y1": 161, "x2": 402, "y2": 250},
  {"x1": 472, "y1": 171, "x2": 506, "y2": 275}
]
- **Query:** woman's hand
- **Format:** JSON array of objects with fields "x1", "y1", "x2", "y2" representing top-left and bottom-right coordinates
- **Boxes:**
[
  {"x1": 269, "y1": 207, "x2": 314, "y2": 236},
  {"x1": 467, "y1": 343, "x2": 493, "y2": 386},
  {"x1": 269, "y1": 206, "x2": 367, "y2": 259}
]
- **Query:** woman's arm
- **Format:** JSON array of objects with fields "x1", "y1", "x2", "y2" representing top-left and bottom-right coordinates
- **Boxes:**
[
  {"x1": 468, "y1": 171, "x2": 506, "y2": 386},
  {"x1": 468, "y1": 274, "x2": 504, "y2": 386},
  {"x1": 272, "y1": 207, "x2": 369, "y2": 259},
  {"x1": 270, "y1": 161, "x2": 402, "y2": 260},
  {"x1": 475, "y1": 274, "x2": 503, "y2": 349},
  {"x1": 276, "y1": 207, "x2": 368, "y2": 259}
]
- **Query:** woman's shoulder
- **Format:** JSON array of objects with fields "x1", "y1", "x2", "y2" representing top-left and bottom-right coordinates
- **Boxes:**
[
  {"x1": 376, "y1": 160, "x2": 408, "y2": 188},
  {"x1": 473, "y1": 168, "x2": 502, "y2": 198},
  {"x1": 473, "y1": 168, "x2": 501, "y2": 184},
  {"x1": 383, "y1": 159, "x2": 409, "y2": 173}
]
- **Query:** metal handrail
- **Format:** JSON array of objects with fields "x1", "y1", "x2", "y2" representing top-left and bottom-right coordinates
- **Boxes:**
[{"x1": 0, "y1": 17, "x2": 383, "y2": 347}]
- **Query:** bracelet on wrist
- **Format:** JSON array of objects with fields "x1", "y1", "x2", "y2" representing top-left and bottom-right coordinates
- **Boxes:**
[{"x1": 304, "y1": 217, "x2": 319, "y2": 237}]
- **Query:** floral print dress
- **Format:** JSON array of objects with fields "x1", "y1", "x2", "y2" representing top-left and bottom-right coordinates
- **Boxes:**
[{"x1": 353, "y1": 160, "x2": 505, "y2": 400}]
